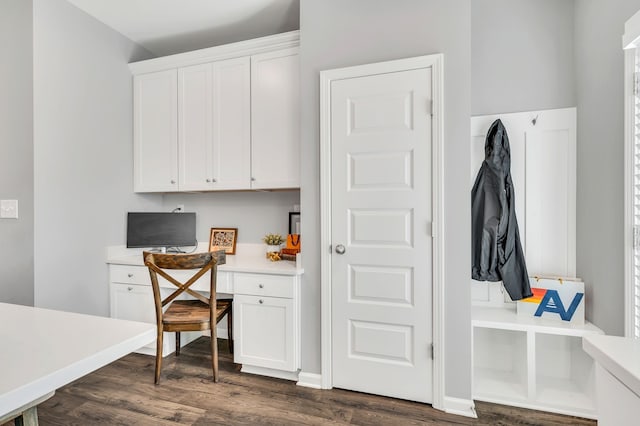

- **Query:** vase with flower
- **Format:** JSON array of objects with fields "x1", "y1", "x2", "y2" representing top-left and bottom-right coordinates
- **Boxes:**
[{"x1": 262, "y1": 233, "x2": 285, "y2": 259}]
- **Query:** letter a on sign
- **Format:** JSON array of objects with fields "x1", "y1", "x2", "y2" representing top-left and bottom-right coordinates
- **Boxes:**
[{"x1": 534, "y1": 290, "x2": 584, "y2": 321}]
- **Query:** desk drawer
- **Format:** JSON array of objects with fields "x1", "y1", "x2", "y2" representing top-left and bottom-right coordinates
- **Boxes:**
[
  {"x1": 109, "y1": 265, "x2": 231, "y2": 293},
  {"x1": 110, "y1": 265, "x2": 149, "y2": 285},
  {"x1": 234, "y1": 273, "x2": 294, "y2": 298}
]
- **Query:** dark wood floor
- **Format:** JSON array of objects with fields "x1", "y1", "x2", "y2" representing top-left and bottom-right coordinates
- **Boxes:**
[{"x1": 9, "y1": 338, "x2": 595, "y2": 425}]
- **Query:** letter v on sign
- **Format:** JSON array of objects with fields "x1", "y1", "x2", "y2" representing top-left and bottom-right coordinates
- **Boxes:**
[{"x1": 534, "y1": 290, "x2": 584, "y2": 321}]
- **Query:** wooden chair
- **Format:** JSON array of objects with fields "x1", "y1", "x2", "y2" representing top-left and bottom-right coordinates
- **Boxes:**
[{"x1": 143, "y1": 251, "x2": 232, "y2": 384}]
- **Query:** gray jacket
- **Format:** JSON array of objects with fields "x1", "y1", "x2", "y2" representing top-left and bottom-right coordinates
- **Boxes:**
[{"x1": 471, "y1": 119, "x2": 532, "y2": 300}]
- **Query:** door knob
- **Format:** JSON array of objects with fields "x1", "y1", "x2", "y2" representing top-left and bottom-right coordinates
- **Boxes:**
[{"x1": 335, "y1": 244, "x2": 346, "y2": 255}]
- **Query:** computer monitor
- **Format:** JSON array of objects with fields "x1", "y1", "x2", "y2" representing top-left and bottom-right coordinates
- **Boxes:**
[{"x1": 126, "y1": 212, "x2": 197, "y2": 251}]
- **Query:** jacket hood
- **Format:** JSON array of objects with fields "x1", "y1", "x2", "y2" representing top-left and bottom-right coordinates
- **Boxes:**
[{"x1": 484, "y1": 119, "x2": 511, "y2": 175}]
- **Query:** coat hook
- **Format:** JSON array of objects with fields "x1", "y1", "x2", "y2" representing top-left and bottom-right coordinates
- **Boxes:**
[{"x1": 531, "y1": 115, "x2": 539, "y2": 126}]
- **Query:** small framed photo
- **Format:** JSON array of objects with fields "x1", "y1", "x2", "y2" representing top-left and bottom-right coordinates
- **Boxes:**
[
  {"x1": 289, "y1": 212, "x2": 301, "y2": 235},
  {"x1": 209, "y1": 228, "x2": 238, "y2": 255}
]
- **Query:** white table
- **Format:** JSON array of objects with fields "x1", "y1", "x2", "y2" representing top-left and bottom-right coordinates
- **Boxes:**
[
  {"x1": 583, "y1": 334, "x2": 640, "y2": 425},
  {"x1": 0, "y1": 302, "x2": 155, "y2": 425}
]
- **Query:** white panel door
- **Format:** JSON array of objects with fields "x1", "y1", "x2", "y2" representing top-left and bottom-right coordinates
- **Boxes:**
[
  {"x1": 250, "y1": 47, "x2": 300, "y2": 189},
  {"x1": 331, "y1": 68, "x2": 433, "y2": 403},
  {"x1": 178, "y1": 63, "x2": 212, "y2": 191},
  {"x1": 133, "y1": 70, "x2": 178, "y2": 192},
  {"x1": 212, "y1": 57, "x2": 251, "y2": 190}
]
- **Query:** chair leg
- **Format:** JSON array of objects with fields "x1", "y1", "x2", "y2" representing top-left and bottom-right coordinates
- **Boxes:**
[
  {"x1": 211, "y1": 325, "x2": 219, "y2": 382},
  {"x1": 155, "y1": 330, "x2": 163, "y2": 385},
  {"x1": 175, "y1": 331, "x2": 181, "y2": 356},
  {"x1": 227, "y1": 308, "x2": 233, "y2": 354}
]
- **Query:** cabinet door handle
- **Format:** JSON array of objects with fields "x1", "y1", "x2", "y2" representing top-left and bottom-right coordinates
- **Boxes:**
[
  {"x1": 259, "y1": 284, "x2": 264, "y2": 289},
  {"x1": 206, "y1": 179, "x2": 211, "y2": 183},
  {"x1": 127, "y1": 287, "x2": 133, "y2": 291},
  {"x1": 251, "y1": 177, "x2": 256, "y2": 181},
  {"x1": 171, "y1": 180, "x2": 176, "y2": 184},
  {"x1": 259, "y1": 299, "x2": 264, "y2": 304},
  {"x1": 127, "y1": 273, "x2": 133, "y2": 278},
  {"x1": 212, "y1": 178, "x2": 217, "y2": 183}
]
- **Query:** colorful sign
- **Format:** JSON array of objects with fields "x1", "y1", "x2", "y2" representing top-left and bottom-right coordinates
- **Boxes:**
[{"x1": 517, "y1": 277, "x2": 585, "y2": 324}]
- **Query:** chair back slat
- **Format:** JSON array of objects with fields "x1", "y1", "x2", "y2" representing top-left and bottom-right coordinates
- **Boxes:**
[{"x1": 147, "y1": 251, "x2": 214, "y2": 270}]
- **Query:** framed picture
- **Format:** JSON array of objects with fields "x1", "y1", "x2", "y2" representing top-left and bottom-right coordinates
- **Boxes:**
[
  {"x1": 209, "y1": 228, "x2": 238, "y2": 255},
  {"x1": 289, "y1": 212, "x2": 301, "y2": 235}
]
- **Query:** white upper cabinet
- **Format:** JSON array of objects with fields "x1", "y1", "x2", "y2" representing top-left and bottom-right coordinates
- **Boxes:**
[
  {"x1": 178, "y1": 58, "x2": 251, "y2": 191},
  {"x1": 250, "y1": 47, "x2": 300, "y2": 189},
  {"x1": 178, "y1": 63, "x2": 212, "y2": 191},
  {"x1": 133, "y1": 69, "x2": 178, "y2": 192},
  {"x1": 213, "y1": 57, "x2": 251, "y2": 190},
  {"x1": 130, "y1": 32, "x2": 299, "y2": 193}
]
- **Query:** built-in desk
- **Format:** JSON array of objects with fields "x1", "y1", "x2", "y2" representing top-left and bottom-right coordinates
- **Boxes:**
[{"x1": 106, "y1": 243, "x2": 304, "y2": 381}]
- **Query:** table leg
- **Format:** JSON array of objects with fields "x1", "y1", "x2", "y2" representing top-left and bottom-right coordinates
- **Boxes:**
[
  {"x1": 13, "y1": 406, "x2": 38, "y2": 426},
  {"x1": 0, "y1": 391, "x2": 53, "y2": 426}
]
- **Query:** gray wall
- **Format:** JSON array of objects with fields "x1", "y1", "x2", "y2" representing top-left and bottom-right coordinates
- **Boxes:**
[
  {"x1": 162, "y1": 191, "x2": 300, "y2": 245},
  {"x1": 30, "y1": 0, "x2": 302, "y2": 315},
  {"x1": 0, "y1": 0, "x2": 34, "y2": 305},
  {"x1": 471, "y1": 0, "x2": 576, "y2": 115},
  {"x1": 471, "y1": 0, "x2": 640, "y2": 337},
  {"x1": 300, "y1": 0, "x2": 472, "y2": 400},
  {"x1": 32, "y1": 0, "x2": 160, "y2": 315},
  {"x1": 574, "y1": 0, "x2": 640, "y2": 335}
]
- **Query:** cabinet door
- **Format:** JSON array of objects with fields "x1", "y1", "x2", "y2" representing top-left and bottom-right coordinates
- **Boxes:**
[
  {"x1": 111, "y1": 283, "x2": 156, "y2": 351},
  {"x1": 212, "y1": 57, "x2": 251, "y2": 190},
  {"x1": 110, "y1": 281, "x2": 203, "y2": 356},
  {"x1": 133, "y1": 70, "x2": 178, "y2": 192},
  {"x1": 233, "y1": 294, "x2": 295, "y2": 371},
  {"x1": 250, "y1": 48, "x2": 300, "y2": 189},
  {"x1": 178, "y1": 63, "x2": 213, "y2": 191},
  {"x1": 111, "y1": 283, "x2": 156, "y2": 323}
]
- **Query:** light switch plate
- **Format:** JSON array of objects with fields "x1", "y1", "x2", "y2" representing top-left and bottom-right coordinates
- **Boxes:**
[{"x1": 0, "y1": 200, "x2": 18, "y2": 219}]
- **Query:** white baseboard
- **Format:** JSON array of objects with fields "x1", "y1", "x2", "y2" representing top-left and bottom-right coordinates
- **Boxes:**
[
  {"x1": 296, "y1": 372, "x2": 322, "y2": 389},
  {"x1": 241, "y1": 365, "x2": 299, "y2": 382},
  {"x1": 443, "y1": 397, "x2": 477, "y2": 418}
]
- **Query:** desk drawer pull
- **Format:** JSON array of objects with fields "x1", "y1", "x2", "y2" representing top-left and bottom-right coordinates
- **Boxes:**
[
  {"x1": 127, "y1": 287, "x2": 133, "y2": 291},
  {"x1": 259, "y1": 299, "x2": 264, "y2": 304},
  {"x1": 258, "y1": 284, "x2": 264, "y2": 289},
  {"x1": 127, "y1": 273, "x2": 134, "y2": 278}
]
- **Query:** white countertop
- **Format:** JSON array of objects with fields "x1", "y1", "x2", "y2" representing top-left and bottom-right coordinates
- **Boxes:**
[
  {"x1": 0, "y1": 302, "x2": 155, "y2": 417},
  {"x1": 583, "y1": 334, "x2": 640, "y2": 397},
  {"x1": 106, "y1": 243, "x2": 304, "y2": 276}
]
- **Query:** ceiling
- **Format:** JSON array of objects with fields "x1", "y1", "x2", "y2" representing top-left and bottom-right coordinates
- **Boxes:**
[{"x1": 65, "y1": 0, "x2": 300, "y2": 57}]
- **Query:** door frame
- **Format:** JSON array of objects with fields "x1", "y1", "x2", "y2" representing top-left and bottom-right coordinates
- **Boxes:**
[{"x1": 319, "y1": 54, "x2": 445, "y2": 410}]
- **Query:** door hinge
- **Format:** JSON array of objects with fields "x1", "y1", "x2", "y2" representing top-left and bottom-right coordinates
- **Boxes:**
[
  {"x1": 427, "y1": 100, "x2": 433, "y2": 117},
  {"x1": 430, "y1": 343, "x2": 434, "y2": 359}
]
